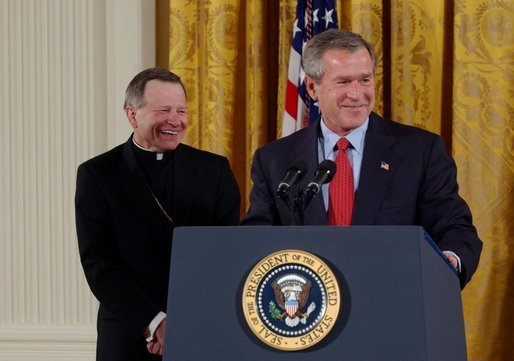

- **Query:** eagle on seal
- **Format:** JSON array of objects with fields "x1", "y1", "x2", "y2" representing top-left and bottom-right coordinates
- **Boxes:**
[{"x1": 272, "y1": 278, "x2": 314, "y2": 327}]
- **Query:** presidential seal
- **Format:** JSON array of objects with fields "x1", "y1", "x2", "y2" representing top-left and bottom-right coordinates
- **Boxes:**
[{"x1": 242, "y1": 249, "x2": 341, "y2": 351}]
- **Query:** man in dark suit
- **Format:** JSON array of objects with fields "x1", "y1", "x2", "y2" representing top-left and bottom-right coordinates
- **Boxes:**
[
  {"x1": 75, "y1": 68, "x2": 240, "y2": 360},
  {"x1": 242, "y1": 29, "x2": 481, "y2": 289}
]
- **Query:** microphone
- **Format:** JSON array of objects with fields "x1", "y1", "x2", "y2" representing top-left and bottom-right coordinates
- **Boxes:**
[
  {"x1": 304, "y1": 160, "x2": 337, "y2": 205},
  {"x1": 276, "y1": 160, "x2": 307, "y2": 200}
]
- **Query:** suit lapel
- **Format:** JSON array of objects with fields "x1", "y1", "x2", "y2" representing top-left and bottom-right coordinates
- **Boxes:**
[{"x1": 352, "y1": 114, "x2": 403, "y2": 225}]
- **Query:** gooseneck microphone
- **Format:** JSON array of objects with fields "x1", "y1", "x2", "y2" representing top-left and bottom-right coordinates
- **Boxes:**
[
  {"x1": 276, "y1": 160, "x2": 307, "y2": 200},
  {"x1": 303, "y1": 160, "x2": 337, "y2": 207}
]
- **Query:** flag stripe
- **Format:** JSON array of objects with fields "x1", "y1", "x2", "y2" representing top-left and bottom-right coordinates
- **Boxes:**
[
  {"x1": 285, "y1": 80, "x2": 299, "y2": 119},
  {"x1": 282, "y1": 0, "x2": 339, "y2": 137}
]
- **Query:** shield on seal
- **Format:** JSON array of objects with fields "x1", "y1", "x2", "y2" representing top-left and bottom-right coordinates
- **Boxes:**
[{"x1": 285, "y1": 299, "x2": 299, "y2": 317}]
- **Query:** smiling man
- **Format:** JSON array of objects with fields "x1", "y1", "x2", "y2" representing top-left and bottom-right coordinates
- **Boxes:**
[
  {"x1": 124, "y1": 72, "x2": 188, "y2": 153},
  {"x1": 75, "y1": 68, "x2": 240, "y2": 361},
  {"x1": 242, "y1": 29, "x2": 482, "y2": 290}
]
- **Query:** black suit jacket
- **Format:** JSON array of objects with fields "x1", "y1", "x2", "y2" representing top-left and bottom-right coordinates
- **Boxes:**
[
  {"x1": 242, "y1": 112, "x2": 482, "y2": 288},
  {"x1": 75, "y1": 137, "x2": 240, "y2": 360}
]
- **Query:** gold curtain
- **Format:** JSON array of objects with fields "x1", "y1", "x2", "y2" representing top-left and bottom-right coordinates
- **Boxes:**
[
  {"x1": 163, "y1": 1, "x2": 514, "y2": 359},
  {"x1": 339, "y1": 0, "x2": 385, "y2": 115},
  {"x1": 165, "y1": 0, "x2": 282, "y2": 210},
  {"x1": 452, "y1": 2, "x2": 514, "y2": 360}
]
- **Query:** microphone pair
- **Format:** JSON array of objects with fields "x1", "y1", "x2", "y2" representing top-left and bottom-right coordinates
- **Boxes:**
[{"x1": 276, "y1": 160, "x2": 337, "y2": 203}]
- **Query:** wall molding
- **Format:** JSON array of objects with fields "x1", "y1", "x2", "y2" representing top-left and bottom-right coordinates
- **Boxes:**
[{"x1": 0, "y1": 325, "x2": 95, "y2": 361}]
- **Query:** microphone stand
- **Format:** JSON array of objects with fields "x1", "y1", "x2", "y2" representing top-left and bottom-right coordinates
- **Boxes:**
[
  {"x1": 279, "y1": 185, "x2": 318, "y2": 226},
  {"x1": 278, "y1": 187, "x2": 305, "y2": 225},
  {"x1": 279, "y1": 159, "x2": 334, "y2": 226},
  {"x1": 277, "y1": 192, "x2": 293, "y2": 211},
  {"x1": 292, "y1": 188, "x2": 306, "y2": 225}
]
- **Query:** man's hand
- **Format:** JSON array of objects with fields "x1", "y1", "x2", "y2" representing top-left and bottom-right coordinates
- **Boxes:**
[
  {"x1": 147, "y1": 317, "x2": 167, "y2": 356},
  {"x1": 443, "y1": 252, "x2": 459, "y2": 270}
]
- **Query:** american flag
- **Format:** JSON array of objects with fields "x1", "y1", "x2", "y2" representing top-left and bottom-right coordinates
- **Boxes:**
[{"x1": 282, "y1": 0, "x2": 339, "y2": 137}]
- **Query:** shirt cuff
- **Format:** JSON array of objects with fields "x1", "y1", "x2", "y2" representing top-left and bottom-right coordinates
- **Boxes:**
[{"x1": 145, "y1": 311, "x2": 167, "y2": 342}]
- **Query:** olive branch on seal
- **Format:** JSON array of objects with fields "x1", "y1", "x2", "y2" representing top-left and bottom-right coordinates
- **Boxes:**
[{"x1": 269, "y1": 301, "x2": 282, "y2": 319}]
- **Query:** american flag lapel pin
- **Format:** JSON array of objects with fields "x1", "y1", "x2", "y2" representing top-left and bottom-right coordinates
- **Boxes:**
[{"x1": 380, "y1": 161, "x2": 390, "y2": 171}]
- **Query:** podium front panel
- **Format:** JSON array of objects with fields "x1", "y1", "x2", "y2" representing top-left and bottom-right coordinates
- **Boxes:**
[{"x1": 163, "y1": 226, "x2": 466, "y2": 361}]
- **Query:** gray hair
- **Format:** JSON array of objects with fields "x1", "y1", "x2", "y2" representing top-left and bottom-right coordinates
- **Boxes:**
[
  {"x1": 302, "y1": 29, "x2": 377, "y2": 82},
  {"x1": 123, "y1": 67, "x2": 187, "y2": 109}
]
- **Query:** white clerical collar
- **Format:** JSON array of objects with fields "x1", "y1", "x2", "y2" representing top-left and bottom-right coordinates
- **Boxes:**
[{"x1": 132, "y1": 137, "x2": 164, "y2": 160}]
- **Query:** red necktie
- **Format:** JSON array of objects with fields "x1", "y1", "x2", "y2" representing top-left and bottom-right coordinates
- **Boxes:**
[{"x1": 328, "y1": 138, "x2": 354, "y2": 226}]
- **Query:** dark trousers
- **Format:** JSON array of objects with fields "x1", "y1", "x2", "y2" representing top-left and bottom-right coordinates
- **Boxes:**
[{"x1": 96, "y1": 314, "x2": 162, "y2": 361}]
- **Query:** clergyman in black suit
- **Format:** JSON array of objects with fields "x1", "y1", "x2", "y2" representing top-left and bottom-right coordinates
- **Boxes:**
[
  {"x1": 75, "y1": 67, "x2": 240, "y2": 360},
  {"x1": 242, "y1": 29, "x2": 482, "y2": 289}
]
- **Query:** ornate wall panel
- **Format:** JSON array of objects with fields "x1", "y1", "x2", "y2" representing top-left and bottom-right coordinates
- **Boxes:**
[
  {"x1": 0, "y1": 2, "x2": 99, "y2": 359},
  {"x1": 0, "y1": 0, "x2": 155, "y2": 360}
]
